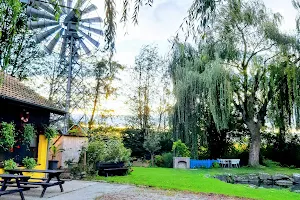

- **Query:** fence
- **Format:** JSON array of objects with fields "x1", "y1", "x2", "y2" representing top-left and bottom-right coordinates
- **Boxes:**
[{"x1": 190, "y1": 159, "x2": 219, "y2": 168}]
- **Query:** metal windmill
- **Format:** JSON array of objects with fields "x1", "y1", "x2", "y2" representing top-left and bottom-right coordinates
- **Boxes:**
[{"x1": 23, "y1": 0, "x2": 103, "y2": 133}]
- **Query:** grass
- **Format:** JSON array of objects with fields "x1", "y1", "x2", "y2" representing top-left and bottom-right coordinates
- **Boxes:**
[{"x1": 92, "y1": 167, "x2": 300, "y2": 200}]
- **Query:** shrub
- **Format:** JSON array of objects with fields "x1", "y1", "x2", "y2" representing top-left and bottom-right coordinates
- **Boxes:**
[
  {"x1": 105, "y1": 139, "x2": 132, "y2": 164},
  {"x1": 4, "y1": 159, "x2": 17, "y2": 170},
  {"x1": 162, "y1": 152, "x2": 173, "y2": 168},
  {"x1": 86, "y1": 140, "x2": 106, "y2": 174},
  {"x1": 212, "y1": 161, "x2": 220, "y2": 168},
  {"x1": 154, "y1": 155, "x2": 163, "y2": 167},
  {"x1": 22, "y1": 157, "x2": 37, "y2": 169},
  {"x1": 85, "y1": 138, "x2": 131, "y2": 174},
  {"x1": 172, "y1": 140, "x2": 190, "y2": 157},
  {"x1": 262, "y1": 159, "x2": 281, "y2": 167}
]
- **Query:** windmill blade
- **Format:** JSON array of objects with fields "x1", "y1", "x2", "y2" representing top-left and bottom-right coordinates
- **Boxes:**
[
  {"x1": 27, "y1": 6, "x2": 55, "y2": 20},
  {"x1": 32, "y1": 1, "x2": 56, "y2": 15},
  {"x1": 82, "y1": 4, "x2": 97, "y2": 15},
  {"x1": 45, "y1": 28, "x2": 64, "y2": 54},
  {"x1": 60, "y1": 37, "x2": 67, "y2": 60},
  {"x1": 28, "y1": 20, "x2": 59, "y2": 30},
  {"x1": 67, "y1": 0, "x2": 73, "y2": 13},
  {"x1": 35, "y1": 25, "x2": 61, "y2": 43},
  {"x1": 79, "y1": 24, "x2": 103, "y2": 35},
  {"x1": 58, "y1": 0, "x2": 67, "y2": 13},
  {"x1": 81, "y1": 17, "x2": 103, "y2": 23},
  {"x1": 75, "y1": 0, "x2": 88, "y2": 9},
  {"x1": 78, "y1": 30, "x2": 100, "y2": 47},
  {"x1": 79, "y1": 39, "x2": 91, "y2": 55}
]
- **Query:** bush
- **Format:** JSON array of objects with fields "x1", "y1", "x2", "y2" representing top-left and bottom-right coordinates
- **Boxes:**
[
  {"x1": 212, "y1": 161, "x2": 220, "y2": 168},
  {"x1": 172, "y1": 140, "x2": 190, "y2": 157},
  {"x1": 4, "y1": 159, "x2": 17, "y2": 170},
  {"x1": 85, "y1": 138, "x2": 131, "y2": 175},
  {"x1": 105, "y1": 139, "x2": 132, "y2": 164},
  {"x1": 154, "y1": 155, "x2": 163, "y2": 167},
  {"x1": 262, "y1": 159, "x2": 281, "y2": 167},
  {"x1": 22, "y1": 157, "x2": 37, "y2": 169},
  {"x1": 162, "y1": 152, "x2": 173, "y2": 168},
  {"x1": 154, "y1": 153, "x2": 173, "y2": 168}
]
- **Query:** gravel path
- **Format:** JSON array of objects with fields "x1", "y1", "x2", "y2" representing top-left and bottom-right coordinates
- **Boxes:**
[{"x1": 0, "y1": 180, "x2": 248, "y2": 200}]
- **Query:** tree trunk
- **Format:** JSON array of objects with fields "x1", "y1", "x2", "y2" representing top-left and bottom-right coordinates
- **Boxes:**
[
  {"x1": 151, "y1": 153, "x2": 154, "y2": 167},
  {"x1": 246, "y1": 120, "x2": 261, "y2": 166}
]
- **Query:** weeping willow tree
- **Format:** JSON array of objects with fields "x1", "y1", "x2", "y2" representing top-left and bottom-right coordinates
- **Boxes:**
[
  {"x1": 268, "y1": 52, "x2": 300, "y2": 144},
  {"x1": 170, "y1": 41, "x2": 232, "y2": 158},
  {"x1": 171, "y1": 0, "x2": 300, "y2": 166}
]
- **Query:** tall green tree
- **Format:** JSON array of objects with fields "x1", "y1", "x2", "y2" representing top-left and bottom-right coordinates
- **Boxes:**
[
  {"x1": 128, "y1": 45, "x2": 163, "y2": 131},
  {"x1": 0, "y1": 0, "x2": 25, "y2": 71}
]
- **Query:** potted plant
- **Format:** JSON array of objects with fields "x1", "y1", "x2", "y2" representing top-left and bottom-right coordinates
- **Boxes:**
[
  {"x1": 48, "y1": 144, "x2": 64, "y2": 170},
  {"x1": 3, "y1": 159, "x2": 17, "y2": 170},
  {"x1": 22, "y1": 157, "x2": 37, "y2": 169}
]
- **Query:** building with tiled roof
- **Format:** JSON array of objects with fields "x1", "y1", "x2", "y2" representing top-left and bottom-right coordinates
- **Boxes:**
[
  {"x1": 0, "y1": 73, "x2": 65, "y2": 115},
  {"x1": 0, "y1": 73, "x2": 65, "y2": 174}
]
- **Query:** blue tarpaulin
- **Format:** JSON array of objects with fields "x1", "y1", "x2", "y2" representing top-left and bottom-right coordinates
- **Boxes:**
[{"x1": 190, "y1": 159, "x2": 219, "y2": 168}]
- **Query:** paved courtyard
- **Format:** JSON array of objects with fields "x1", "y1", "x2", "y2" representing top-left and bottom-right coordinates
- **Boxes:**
[{"x1": 1, "y1": 180, "x2": 246, "y2": 200}]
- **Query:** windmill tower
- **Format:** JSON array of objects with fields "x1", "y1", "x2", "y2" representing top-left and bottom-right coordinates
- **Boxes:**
[{"x1": 22, "y1": 0, "x2": 103, "y2": 133}]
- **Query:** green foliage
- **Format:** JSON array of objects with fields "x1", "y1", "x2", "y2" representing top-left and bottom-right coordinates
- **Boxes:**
[
  {"x1": 105, "y1": 139, "x2": 132, "y2": 163},
  {"x1": 0, "y1": 122, "x2": 15, "y2": 150},
  {"x1": 22, "y1": 157, "x2": 37, "y2": 169},
  {"x1": 85, "y1": 138, "x2": 132, "y2": 174},
  {"x1": 212, "y1": 162, "x2": 220, "y2": 168},
  {"x1": 154, "y1": 155, "x2": 163, "y2": 167},
  {"x1": 122, "y1": 129, "x2": 146, "y2": 158},
  {"x1": 162, "y1": 152, "x2": 173, "y2": 168},
  {"x1": 262, "y1": 159, "x2": 281, "y2": 168},
  {"x1": 172, "y1": 140, "x2": 190, "y2": 157},
  {"x1": 23, "y1": 124, "x2": 35, "y2": 146},
  {"x1": 50, "y1": 145, "x2": 64, "y2": 160},
  {"x1": 143, "y1": 133, "x2": 161, "y2": 154},
  {"x1": 4, "y1": 159, "x2": 17, "y2": 170},
  {"x1": 44, "y1": 126, "x2": 57, "y2": 141}
]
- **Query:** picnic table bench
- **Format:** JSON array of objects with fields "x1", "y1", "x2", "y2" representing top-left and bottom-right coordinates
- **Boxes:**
[
  {"x1": 6, "y1": 169, "x2": 65, "y2": 198},
  {"x1": 0, "y1": 174, "x2": 30, "y2": 200}
]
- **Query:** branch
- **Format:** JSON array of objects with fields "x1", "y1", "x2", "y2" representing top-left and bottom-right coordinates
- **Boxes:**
[
  {"x1": 245, "y1": 43, "x2": 276, "y2": 67},
  {"x1": 236, "y1": 24, "x2": 247, "y2": 67}
]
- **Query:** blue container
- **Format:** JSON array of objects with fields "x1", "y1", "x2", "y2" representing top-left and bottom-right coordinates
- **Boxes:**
[{"x1": 190, "y1": 159, "x2": 219, "y2": 168}]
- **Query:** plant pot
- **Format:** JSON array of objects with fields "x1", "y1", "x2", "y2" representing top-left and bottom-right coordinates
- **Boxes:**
[{"x1": 48, "y1": 160, "x2": 59, "y2": 170}]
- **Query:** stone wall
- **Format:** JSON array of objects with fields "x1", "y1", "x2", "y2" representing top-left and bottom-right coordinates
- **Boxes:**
[{"x1": 215, "y1": 173, "x2": 300, "y2": 186}]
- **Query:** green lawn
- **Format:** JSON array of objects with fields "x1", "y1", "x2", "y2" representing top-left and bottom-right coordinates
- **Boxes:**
[{"x1": 92, "y1": 167, "x2": 300, "y2": 200}]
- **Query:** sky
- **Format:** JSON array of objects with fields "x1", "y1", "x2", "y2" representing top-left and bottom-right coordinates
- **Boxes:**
[{"x1": 87, "y1": 0, "x2": 298, "y2": 117}]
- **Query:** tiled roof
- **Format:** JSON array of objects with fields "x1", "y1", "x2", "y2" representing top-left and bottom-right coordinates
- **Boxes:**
[{"x1": 0, "y1": 73, "x2": 65, "y2": 115}]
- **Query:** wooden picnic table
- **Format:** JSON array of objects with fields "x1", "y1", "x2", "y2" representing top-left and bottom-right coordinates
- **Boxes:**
[
  {"x1": 6, "y1": 169, "x2": 65, "y2": 198},
  {"x1": 0, "y1": 174, "x2": 30, "y2": 200}
]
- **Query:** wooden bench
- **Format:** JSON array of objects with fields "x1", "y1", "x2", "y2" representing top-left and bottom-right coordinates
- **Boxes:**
[{"x1": 103, "y1": 168, "x2": 129, "y2": 177}]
